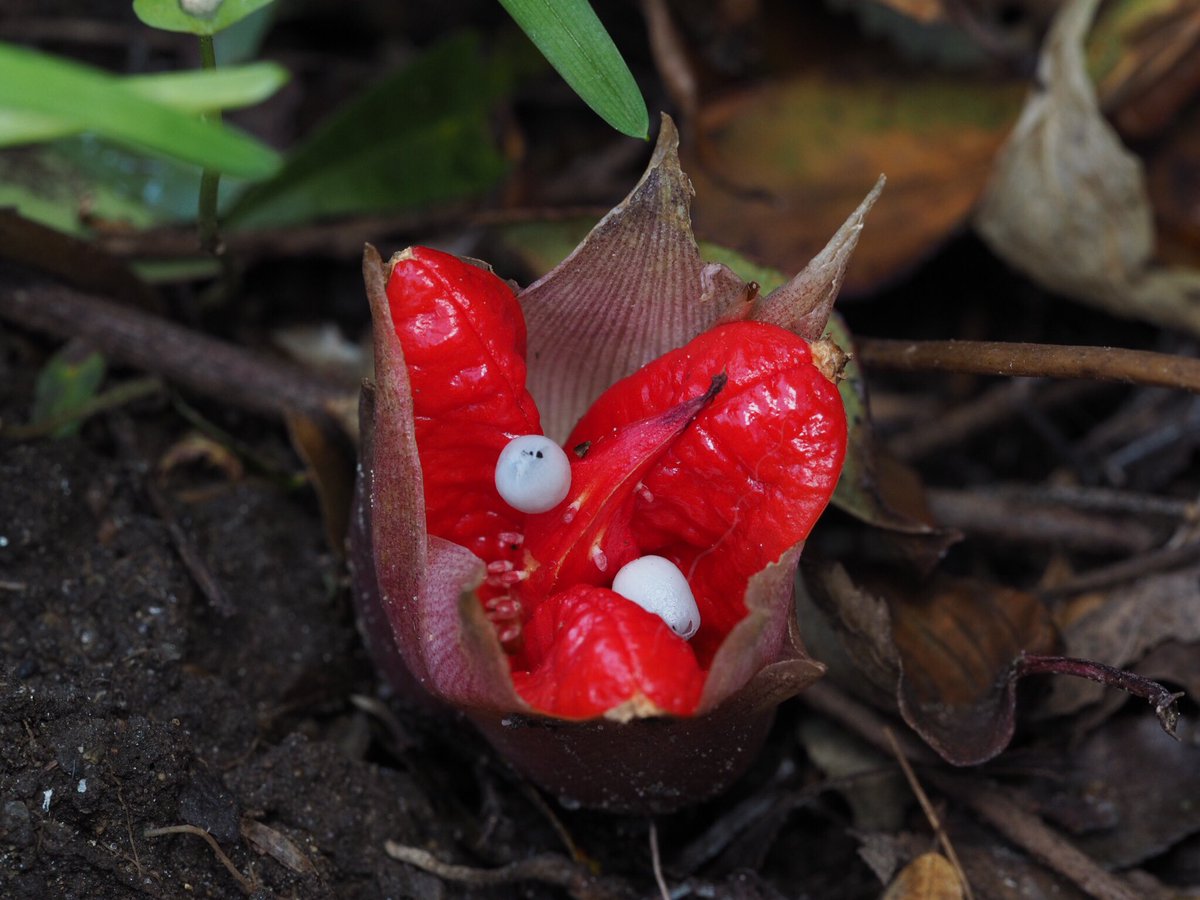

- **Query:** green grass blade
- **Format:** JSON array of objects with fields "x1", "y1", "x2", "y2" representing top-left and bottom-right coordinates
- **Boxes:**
[
  {"x1": 0, "y1": 42, "x2": 280, "y2": 177},
  {"x1": 0, "y1": 63, "x2": 288, "y2": 146},
  {"x1": 498, "y1": 0, "x2": 648, "y2": 138}
]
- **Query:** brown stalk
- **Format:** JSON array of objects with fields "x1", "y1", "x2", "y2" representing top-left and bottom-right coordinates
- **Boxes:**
[
  {"x1": 883, "y1": 726, "x2": 974, "y2": 900},
  {"x1": 383, "y1": 842, "x2": 620, "y2": 899},
  {"x1": 0, "y1": 282, "x2": 356, "y2": 436},
  {"x1": 856, "y1": 338, "x2": 1200, "y2": 394},
  {"x1": 143, "y1": 824, "x2": 256, "y2": 895}
]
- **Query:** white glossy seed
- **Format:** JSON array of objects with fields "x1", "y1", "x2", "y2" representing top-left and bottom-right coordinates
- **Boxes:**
[
  {"x1": 611, "y1": 555, "x2": 700, "y2": 640},
  {"x1": 494, "y1": 435, "x2": 572, "y2": 514}
]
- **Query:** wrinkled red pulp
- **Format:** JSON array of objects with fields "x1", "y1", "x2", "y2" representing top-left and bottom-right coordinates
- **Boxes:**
[{"x1": 386, "y1": 247, "x2": 846, "y2": 719}]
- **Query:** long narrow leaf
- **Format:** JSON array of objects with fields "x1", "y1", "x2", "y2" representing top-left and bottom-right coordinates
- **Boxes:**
[
  {"x1": 0, "y1": 62, "x2": 288, "y2": 146},
  {"x1": 0, "y1": 42, "x2": 280, "y2": 177},
  {"x1": 498, "y1": 0, "x2": 648, "y2": 138}
]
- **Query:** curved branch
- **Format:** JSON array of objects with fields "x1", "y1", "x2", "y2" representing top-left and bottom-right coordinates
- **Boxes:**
[{"x1": 856, "y1": 338, "x2": 1200, "y2": 394}]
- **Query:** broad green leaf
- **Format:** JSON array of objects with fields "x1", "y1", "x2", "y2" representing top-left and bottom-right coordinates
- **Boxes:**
[
  {"x1": 228, "y1": 34, "x2": 507, "y2": 229},
  {"x1": 0, "y1": 42, "x2": 280, "y2": 177},
  {"x1": 32, "y1": 349, "x2": 106, "y2": 438},
  {"x1": 498, "y1": 0, "x2": 648, "y2": 139},
  {"x1": 132, "y1": 0, "x2": 275, "y2": 36},
  {"x1": 0, "y1": 62, "x2": 288, "y2": 147}
]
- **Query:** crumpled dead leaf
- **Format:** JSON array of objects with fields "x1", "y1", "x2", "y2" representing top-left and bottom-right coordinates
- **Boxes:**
[
  {"x1": 827, "y1": 317, "x2": 961, "y2": 572},
  {"x1": 1037, "y1": 714, "x2": 1200, "y2": 869},
  {"x1": 1038, "y1": 564, "x2": 1200, "y2": 718},
  {"x1": 975, "y1": 0, "x2": 1200, "y2": 335},
  {"x1": 798, "y1": 563, "x2": 1060, "y2": 765}
]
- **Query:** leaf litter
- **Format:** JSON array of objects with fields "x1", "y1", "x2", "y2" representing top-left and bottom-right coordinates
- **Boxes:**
[{"x1": 2, "y1": 0, "x2": 1200, "y2": 897}]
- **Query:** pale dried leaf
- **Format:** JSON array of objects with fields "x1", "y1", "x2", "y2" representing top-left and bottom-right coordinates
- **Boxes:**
[
  {"x1": 241, "y1": 818, "x2": 317, "y2": 876},
  {"x1": 975, "y1": 0, "x2": 1200, "y2": 334},
  {"x1": 881, "y1": 853, "x2": 964, "y2": 900}
]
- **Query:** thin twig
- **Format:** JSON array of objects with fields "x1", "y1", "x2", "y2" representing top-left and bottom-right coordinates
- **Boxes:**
[
  {"x1": 800, "y1": 682, "x2": 1147, "y2": 900},
  {"x1": 520, "y1": 783, "x2": 589, "y2": 864},
  {"x1": 195, "y1": 34, "x2": 224, "y2": 259},
  {"x1": 997, "y1": 483, "x2": 1198, "y2": 521},
  {"x1": 640, "y1": 0, "x2": 698, "y2": 127},
  {"x1": 143, "y1": 824, "x2": 255, "y2": 895},
  {"x1": 110, "y1": 415, "x2": 236, "y2": 617},
  {"x1": 115, "y1": 784, "x2": 143, "y2": 884},
  {"x1": 1038, "y1": 539, "x2": 1200, "y2": 598},
  {"x1": 668, "y1": 758, "x2": 805, "y2": 875},
  {"x1": 857, "y1": 338, "x2": 1200, "y2": 394},
  {"x1": 924, "y1": 774, "x2": 1143, "y2": 900},
  {"x1": 883, "y1": 727, "x2": 974, "y2": 900},
  {"x1": 383, "y1": 842, "x2": 618, "y2": 899},
  {"x1": 925, "y1": 486, "x2": 1157, "y2": 554},
  {"x1": 1015, "y1": 654, "x2": 1184, "y2": 738},
  {"x1": 0, "y1": 282, "x2": 356, "y2": 436},
  {"x1": 888, "y1": 380, "x2": 1098, "y2": 460},
  {"x1": 649, "y1": 820, "x2": 670, "y2": 900},
  {"x1": 800, "y1": 681, "x2": 938, "y2": 764},
  {"x1": 95, "y1": 205, "x2": 611, "y2": 261}
]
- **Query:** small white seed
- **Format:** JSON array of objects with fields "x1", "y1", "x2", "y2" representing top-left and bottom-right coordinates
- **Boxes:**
[
  {"x1": 494, "y1": 435, "x2": 572, "y2": 514},
  {"x1": 611, "y1": 555, "x2": 700, "y2": 640}
]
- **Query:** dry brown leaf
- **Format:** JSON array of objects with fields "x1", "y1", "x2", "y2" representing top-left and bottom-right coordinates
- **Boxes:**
[
  {"x1": 1038, "y1": 565, "x2": 1200, "y2": 718},
  {"x1": 1092, "y1": 0, "x2": 1200, "y2": 139},
  {"x1": 1041, "y1": 714, "x2": 1200, "y2": 868},
  {"x1": 975, "y1": 0, "x2": 1200, "y2": 335},
  {"x1": 871, "y1": 0, "x2": 947, "y2": 23},
  {"x1": 1147, "y1": 104, "x2": 1200, "y2": 267},
  {"x1": 881, "y1": 852, "x2": 964, "y2": 900},
  {"x1": 286, "y1": 410, "x2": 356, "y2": 557},
  {"x1": 687, "y1": 73, "x2": 1019, "y2": 293},
  {"x1": 799, "y1": 565, "x2": 1060, "y2": 765}
]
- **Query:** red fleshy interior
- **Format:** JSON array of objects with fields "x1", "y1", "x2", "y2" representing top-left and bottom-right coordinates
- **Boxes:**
[
  {"x1": 510, "y1": 584, "x2": 704, "y2": 717},
  {"x1": 386, "y1": 248, "x2": 845, "y2": 719}
]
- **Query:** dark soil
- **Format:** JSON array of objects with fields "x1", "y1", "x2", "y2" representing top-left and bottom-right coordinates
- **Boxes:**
[{"x1": 0, "y1": 326, "x2": 879, "y2": 898}]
